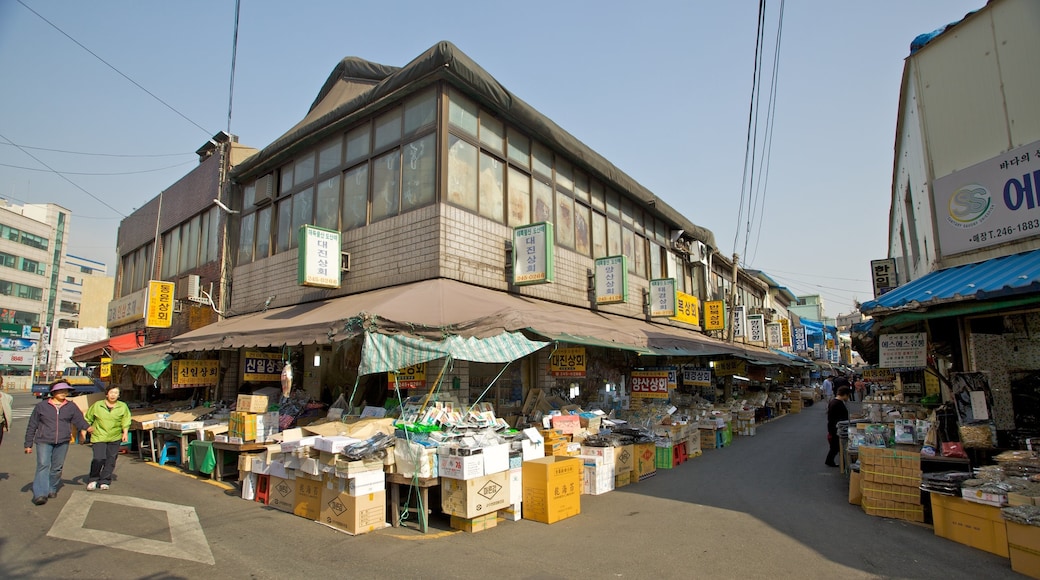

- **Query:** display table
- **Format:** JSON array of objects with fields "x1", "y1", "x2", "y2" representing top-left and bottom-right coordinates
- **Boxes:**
[
  {"x1": 385, "y1": 473, "x2": 440, "y2": 533},
  {"x1": 154, "y1": 428, "x2": 199, "y2": 467},
  {"x1": 211, "y1": 441, "x2": 268, "y2": 482}
]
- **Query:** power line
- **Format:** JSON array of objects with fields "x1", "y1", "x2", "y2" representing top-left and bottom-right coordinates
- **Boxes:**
[
  {"x1": 0, "y1": 160, "x2": 195, "y2": 176},
  {"x1": 16, "y1": 0, "x2": 213, "y2": 138},
  {"x1": 0, "y1": 142, "x2": 194, "y2": 158}
]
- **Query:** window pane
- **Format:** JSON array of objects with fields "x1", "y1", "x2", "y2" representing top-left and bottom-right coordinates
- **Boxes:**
[
  {"x1": 243, "y1": 181, "x2": 256, "y2": 208},
  {"x1": 447, "y1": 135, "x2": 478, "y2": 211},
  {"x1": 275, "y1": 198, "x2": 292, "y2": 253},
  {"x1": 639, "y1": 236, "x2": 651, "y2": 278},
  {"x1": 166, "y1": 228, "x2": 181, "y2": 277},
  {"x1": 507, "y1": 129, "x2": 530, "y2": 168},
  {"x1": 291, "y1": 187, "x2": 315, "y2": 247},
  {"x1": 294, "y1": 153, "x2": 315, "y2": 186},
  {"x1": 183, "y1": 219, "x2": 198, "y2": 271},
  {"x1": 574, "y1": 170, "x2": 589, "y2": 204},
  {"x1": 590, "y1": 180, "x2": 605, "y2": 211},
  {"x1": 607, "y1": 219, "x2": 621, "y2": 256},
  {"x1": 239, "y1": 212, "x2": 255, "y2": 264},
  {"x1": 199, "y1": 210, "x2": 211, "y2": 265},
  {"x1": 256, "y1": 206, "x2": 272, "y2": 258},
  {"x1": 555, "y1": 191, "x2": 574, "y2": 249},
  {"x1": 371, "y1": 150, "x2": 400, "y2": 221},
  {"x1": 532, "y1": 178, "x2": 553, "y2": 223},
  {"x1": 318, "y1": 137, "x2": 342, "y2": 175},
  {"x1": 402, "y1": 134, "x2": 436, "y2": 211},
  {"x1": 555, "y1": 159, "x2": 572, "y2": 192},
  {"x1": 342, "y1": 164, "x2": 369, "y2": 229},
  {"x1": 620, "y1": 197, "x2": 633, "y2": 227},
  {"x1": 507, "y1": 167, "x2": 530, "y2": 227},
  {"x1": 279, "y1": 163, "x2": 293, "y2": 195},
  {"x1": 479, "y1": 114, "x2": 504, "y2": 154},
  {"x1": 623, "y1": 228, "x2": 635, "y2": 274},
  {"x1": 345, "y1": 125, "x2": 371, "y2": 165},
  {"x1": 574, "y1": 203, "x2": 591, "y2": 256},
  {"x1": 316, "y1": 175, "x2": 340, "y2": 230},
  {"x1": 478, "y1": 152, "x2": 504, "y2": 222},
  {"x1": 632, "y1": 208, "x2": 644, "y2": 235},
  {"x1": 592, "y1": 212, "x2": 606, "y2": 258},
  {"x1": 532, "y1": 141, "x2": 552, "y2": 178},
  {"x1": 374, "y1": 109, "x2": 402, "y2": 151},
  {"x1": 206, "y1": 208, "x2": 219, "y2": 263},
  {"x1": 404, "y1": 89, "x2": 436, "y2": 135},
  {"x1": 448, "y1": 89, "x2": 478, "y2": 137}
]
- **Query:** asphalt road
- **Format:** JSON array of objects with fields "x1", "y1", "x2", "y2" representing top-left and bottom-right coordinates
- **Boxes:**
[{"x1": 0, "y1": 391, "x2": 1022, "y2": 580}]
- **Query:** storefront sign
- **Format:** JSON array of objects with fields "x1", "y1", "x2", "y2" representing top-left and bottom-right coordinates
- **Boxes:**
[
  {"x1": 0, "y1": 350, "x2": 33, "y2": 365},
  {"x1": 870, "y1": 258, "x2": 898, "y2": 298},
  {"x1": 512, "y1": 222, "x2": 554, "y2": 285},
  {"x1": 243, "y1": 350, "x2": 282, "y2": 382},
  {"x1": 713, "y1": 359, "x2": 746, "y2": 377},
  {"x1": 703, "y1": 301, "x2": 726, "y2": 331},
  {"x1": 863, "y1": 368, "x2": 895, "y2": 383},
  {"x1": 594, "y1": 256, "x2": 627, "y2": 304},
  {"x1": 731, "y1": 305, "x2": 746, "y2": 338},
  {"x1": 100, "y1": 357, "x2": 111, "y2": 379},
  {"x1": 108, "y1": 287, "x2": 147, "y2": 327},
  {"x1": 389, "y1": 362, "x2": 426, "y2": 389},
  {"x1": 879, "y1": 332, "x2": 927, "y2": 369},
  {"x1": 649, "y1": 279, "x2": 676, "y2": 317},
  {"x1": 671, "y1": 291, "x2": 700, "y2": 326},
  {"x1": 146, "y1": 280, "x2": 175, "y2": 328},
  {"x1": 172, "y1": 359, "x2": 220, "y2": 389},
  {"x1": 932, "y1": 139, "x2": 1040, "y2": 257},
  {"x1": 0, "y1": 323, "x2": 34, "y2": 338},
  {"x1": 549, "y1": 347, "x2": 586, "y2": 377},
  {"x1": 779, "y1": 318, "x2": 792, "y2": 347},
  {"x1": 793, "y1": 325, "x2": 807, "y2": 352},
  {"x1": 630, "y1": 370, "x2": 669, "y2": 398},
  {"x1": 747, "y1": 314, "x2": 765, "y2": 344},
  {"x1": 682, "y1": 367, "x2": 712, "y2": 387},
  {"x1": 924, "y1": 368, "x2": 941, "y2": 396},
  {"x1": 298, "y1": 225, "x2": 342, "y2": 288},
  {"x1": 766, "y1": 322, "x2": 783, "y2": 348}
]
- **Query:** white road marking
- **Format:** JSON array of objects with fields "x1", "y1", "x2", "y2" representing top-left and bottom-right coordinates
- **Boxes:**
[{"x1": 48, "y1": 491, "x2": 215, "y2": 565}]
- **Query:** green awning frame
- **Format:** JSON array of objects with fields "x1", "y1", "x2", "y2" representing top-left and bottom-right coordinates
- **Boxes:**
[
  {"x1": 358, "y1": 330, "x2": 550, "y2": 376},
  {"x1": 877, "y1": 294, "x2": 1040, "y2": 327},
  {"x1": 531, "y1": 331, "x2": 655, "y2": 355}
]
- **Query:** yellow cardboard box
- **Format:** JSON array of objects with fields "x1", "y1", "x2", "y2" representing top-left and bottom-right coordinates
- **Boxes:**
[
  {"x1": 1006, "y1": 520, "x2": 1040, "y2": 578},
  {"x1": 930, "y1": 493, "x2": 1009, "y2": 558},
  {"x1": 318, "y1": 489, "x2": 387, "y2": 535},
  {"x1": 522, "y1": 456, "x2": 582, "y2": 524},
  {"x1": 268, "y1": 475, "x2": 295, "y2": 513},
  {"x1": 293, "y1": 473, "x2": 324, "y2": 520},
  {"x1": 236, "y1": 394, "x2": 269, "y2": 413}
]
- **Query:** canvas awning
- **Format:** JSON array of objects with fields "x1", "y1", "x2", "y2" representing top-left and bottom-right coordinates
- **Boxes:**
[
  {"x1": 358, "y1": 330, "x2": 549, "y2": 376},
  {"x1": 109, "y1": 342, "x2": 173, "y2": 379},
  {"x1": 71, "y1": 331, "x2": 145, "y2": 363}
]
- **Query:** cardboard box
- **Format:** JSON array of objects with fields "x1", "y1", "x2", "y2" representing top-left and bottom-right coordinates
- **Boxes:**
[
  {"x1": 347, "y1": 469, "x2": 385, "y2": 496},
  {"x1": 1006, "y1": 520, "x2": 1040, "y2": 578},
  {"x1": 439, "y1": 453, "x2": 485, "y2": 480},
  {"x1": 961, "y1": 488, "x2": 1007, "y2": 507},
  {"x1": 522, "y1": 456, "x2": 582, "y2": 524},
  {"x1": 550, "y1": 414, "x2": 580, "y2": 435},
  {"x1": 71, "y1": 392, "x2": 105, "y2": 415},
  {"x1": 615, "y1": 444, "x2": 634, "y2": 475},
  {"x1": 268, "y1": 475, "x2": 296, "y2": 513},
  {"x1": 237, "y1": 394, "x2": 269, "y2": 413},
  {"x1": 313, "y1": 435, "x2": 359, "y2": 454},
  {"x1": 450, "y1": 513, "x2": 498, "y2": 533},
  {"x1": 394, "y1": 439, "x2": 438, "y2": 478},
  {"x1": 482, "y1": 443, "x2": 510, "y2": 475},
  {"x1": 441, "y1": 471, "x2": 511, "y2": 518},
  {"x1": 293, "y1": 474, "x2": 323, "y2": 520},
  {"x1": 318, "y1": 489, "x2": 387, "y2": 535},
  {"x1": 335, "y1": 456, "x2": 383, "y2": 477},
  {"x1": 930, "y1": 493, "x2": 1009, "y2": 558},
  {"x1": 582, "y1": 463, "x2": 615, "y2": 496},
  {"x1": 848, "y1": 470, "x2": 862, "y2": 505},
  {"x1": 522, "y1": 439, "x2": 546, "y2": 462},
  {"x1": 635, "y1": 442, "x2": 656, "y2": 479},
  {"x1": 614, "y1": 471, "x2": 631, "y2": 488}
]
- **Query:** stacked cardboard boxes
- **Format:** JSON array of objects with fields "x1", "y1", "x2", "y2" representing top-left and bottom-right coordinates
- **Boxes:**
[
  {"x1": 230, "y1": 395, "x2": 279, "y2": 443},
  {"x1": 859, "y1": 446, "x2": 923, "y2": 523}
]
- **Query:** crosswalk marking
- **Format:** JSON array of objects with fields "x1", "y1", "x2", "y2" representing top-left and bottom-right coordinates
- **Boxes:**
[{"x1": 11, "y1": 407, "x2": 34, "y2": 420}]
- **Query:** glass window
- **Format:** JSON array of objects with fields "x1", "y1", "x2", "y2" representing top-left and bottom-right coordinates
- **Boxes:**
[
  {"x1": 590, "y1": 180, "x2": 605, "y2": 212},
  {"x1": 555, "y1": 159, "x2": 572, "y2": 193},
  {"x1": 555, "y1": 191, "x2": 574, "y2": 249},
  {"x1": 318, "y1": 137, "x2": 342, "y2": 175},
  {"x1": 315, "y1": 175, "x2": 340, "y2": 230},
  {"x1": 507, "y1": 167, "x2": 530, "y2": 227},
  {"x1": 275, "y1": 198, "x2": 292, "y2": 253},
  {"x1": 239, "y1": 212, "x2": 255, "y2": 264},
  {"x1": 632, "y1": 208, "x2": 644, "y2": 235},
  {"x1": 636, "y1": 235, "x2": 649, "y2": 278},
  {"x1": 574, "y1": 169, "x2": 589, "y2": 204},
  {"x1": 279, "y1": 163, "x2": 293, "y2": 196},
  {"x1": 592, "y1": 212, "x2": 606, "y2": 258},
  {"x1": 606, "y1": 188, "x2": 620, "y2": 218},
  {"x1": 607, "y1": 219, "x2": 621, "y2": 256},
  {"x1": 342, "y1": 164, "x2": 369, "y2": 229},
  {"x1": 255, "y1": 206, "x2": 272, "y2": 259},
  {"x1": 291, "y1": 188, "x2": 315, "y2": 247},
  {"x1": 294, "y1": 153, "x2": 315, "y2": 187},
  {"x1": 199, "y1": 210, "x2": 212, "y2": 265},
  {"x1": 574, "y1": 203, "x2": 591, "y2": 256},
  {"x1": 404, "y1": 89, "x2": 436, "y2": 136},
  {"x1": 242, "y1": 181, "x2": 256, "y2": 208},
  {"x1": 478, "y1": 152, "x2": 504, "y2": 222},
  {"x1": 447, "y1": 135, "x2": 478, "y2": 211},
  {"x1": 507, "y1": 129, "x2": 530, "y2": 168},
  {"x1": 655, "y1": 219, "x2": 667, "y2": 245},
  {"x1": 623, "y1": 228, "x2": 635, "y2": 275},
  {"x1": 479, "y1": 115, "x2": 504, "y2": 154},
  {"x1": 371, "y1": 150, "x2": 400, "y2": 221},
  {"x1": 620, "y1": 197, "x2": 633, "y2": 227},
  {"x1": 164, "y1": 228, "x2": 180, "y2": 278},
  {"x1": 532, "y1": 178, "x2": 553, "y2": 223},
  {"x1": 183, "y1": 218, "x2": 199, "y2": 271},
  {"x1": 402, "y1": 134, "x2": 436, "y2": 211},
  {"x1": 345, "y1": 125, "x2": 371, "y2": 165},
  {"x1": 374, "y1": 109, "x2": 403, "y2": 152},
  {"x1": 448, "y1": 89, "x2": 478, "y2": 137},
  {"x1": 532, "y1": 141, "x2": 552, "y2": 179},
  {"x1": 206, "y1": 208, "x2": 219, "y2": 263}
]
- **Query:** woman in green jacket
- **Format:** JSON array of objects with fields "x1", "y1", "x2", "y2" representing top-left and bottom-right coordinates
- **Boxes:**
[{"x1": 85, "y1": 386, "x2": 131, "y2": 490}]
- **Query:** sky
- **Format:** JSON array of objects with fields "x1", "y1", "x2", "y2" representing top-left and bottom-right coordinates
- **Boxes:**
[{"x1": 0, "y1": 0, "x2": 986, "y2": 319}]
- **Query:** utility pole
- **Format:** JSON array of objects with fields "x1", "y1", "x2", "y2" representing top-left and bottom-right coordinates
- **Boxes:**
[{"x1": 724, "y1": 252, "x2": 739, "y2": 401}]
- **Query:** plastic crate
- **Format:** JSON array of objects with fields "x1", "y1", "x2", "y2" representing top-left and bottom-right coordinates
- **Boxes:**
[{"x1": 655, "y1": 446, "x2": 674, "y2": 469}]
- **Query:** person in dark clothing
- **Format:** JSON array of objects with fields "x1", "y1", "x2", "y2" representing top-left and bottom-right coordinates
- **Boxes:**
[
  {"x1": 24, "y1": 382, "x2": 93, "y2": 505},
  {"x1": 825, "y1": 385, "x2": 851, "y2": 467}
]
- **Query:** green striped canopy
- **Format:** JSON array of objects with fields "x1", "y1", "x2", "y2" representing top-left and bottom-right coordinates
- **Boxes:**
[{"x1": 358, "y1": 330, "x2": 549, "y2": 376}]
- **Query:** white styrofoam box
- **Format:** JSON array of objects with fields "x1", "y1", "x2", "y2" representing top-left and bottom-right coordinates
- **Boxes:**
[
  {"x1": 508, "y1": 468, "x2": 522, "y2": 506},
  {"x1": 241, "y1": 472, "x2": 257, "y2": 501},
  {"x1": 279, "y1": 436, "x2": 318, "y2": 453},
  {"x1": 348, "y1": 470, "x2": 385, "y2": 496},
  {"x1": 267, "y1": 460, "x2": 288, "y2": 479},
  {"x1": 582, "y1": 464, "x2": 615, "y2": 496},
  {"x1": 299, "y1": 457, "x2": 321, "y2": 477},
  {"x1": 394, "y1": 439, "x2": 438, "y2": 478},
  {"x1": 580, "y1": 446, "x2": 615, "y2": 467},
  {"x1": 438, "y1": 453, "x2": 485, "y2": 480},
  {"x1": 314, "y1": 435, "x2": 360, "y2": 454},
  {"x1": 482, "y1": 443, "x2": 510, "y2": 475},
  {"x1": 521, "y1": 439, "x2": 545, "y2": 461},
  {"x1": 251, "y1": 456, "x2": 271, "y2": 475}
]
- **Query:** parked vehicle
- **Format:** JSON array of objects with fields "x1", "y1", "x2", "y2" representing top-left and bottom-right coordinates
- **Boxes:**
[{"x1": 30, "y1": 376, "x2": 104, "y2": 399}]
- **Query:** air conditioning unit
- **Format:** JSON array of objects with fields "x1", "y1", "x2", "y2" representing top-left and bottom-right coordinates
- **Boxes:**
[
  {"x1": 341, "y1": 251, "x2": 351, "y2": 273},
  {"x1": 175, "y1": 274, "x2": 201, "y2": 301},
  {"x1": 253, "y1": 173, "x2": 276, "y2": 206}
]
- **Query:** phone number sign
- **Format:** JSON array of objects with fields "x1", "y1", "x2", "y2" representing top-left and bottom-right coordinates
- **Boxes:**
[{"x1": 630, "y1": 370, "x2": 670, "y2": 398}]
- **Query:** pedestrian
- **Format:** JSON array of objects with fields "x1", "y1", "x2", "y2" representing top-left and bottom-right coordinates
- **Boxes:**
[
  {"x1": 854, "y1": 375, "x2": 867, "y2": 402},
  {"x1": 822, "y1": 375, "x2": 834, "y2": 401},
  {"x1": 825, "y1": 385, "x2": 851, "y2": 467},
  {"x1": 85, "y1": 385, "x2": 131, "y2": 491},
  {"x1": 0, "y1": 375, "x2": 13, "y2": 447},
  {"x1": 23, "y1": 381, "x2": 93, "y2": 505}
]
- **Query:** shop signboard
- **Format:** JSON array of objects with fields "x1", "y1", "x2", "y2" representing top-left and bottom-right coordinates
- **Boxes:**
[
  {"x1": 0, "y1": 350, "x2": 33, "y2": 365},
  {"x1": 0, "y1": 323, "x2": 34, "y2": 338},
  {"x1": 778, "y1": 318, "x2": 792, "y2": 347},
  {"x1": 682, "y1": 366, "x2": 712, "y2": 387},
  {"x1": 731, "y1": 305, "x2": 746, "y2": 338},
  {"x1": 172, "y1": 359, "x2": 219, "y2": 389},
  {"x1": 879, "y1": 332, "x2": 927, "y2": 369},
  {"x1": 924, "y1": 368, "x2": 941, "y2": 396},
  {"x1": 389, "y1": 362, "x2": 427, "y2": 389},
  {"x1": 100, "y1": 357, "x2": 111, "y2": 379},
  {"x1": 703, "y1": 301, "x2": 726, "y2": 331},
  {"x1": 630, "y1": 370, "x2": 669, "y2": 398},
  {"x1": 766, "y1": 322, "x2": 783, "y2": 348},
  {"x1": 145, "y1": 280, "x2": 174, "y2": 328},
  {"x1": 793, "y1": 325, "x2": 807, "y2": 352},
  {"x1": 108, "y1": 287, "x2": 147, "y2": 327},
  {"x1": 863, "y1": 368, "x2": 895, "y2": 383},
  {"x1": 931, "y1": 138, "x2": 1040, "y2": 257},
  {"x1": 870, "y1": 258, "x2": 898, "y2": 298},
  {"x1": 594, "y1": 256, "x2": 627, "y2": 304},
  {"x1": 713, "y1": 359, "x2": 746, "y2": 377},
  {"x1": 0, "y1": 337, "x2": 34, "y2": 351},
  {"x1": 644, "y1": 366, "x2": 678, "y2": 390},
  {"x1": 297, "y1": 225, "x2": 342, "y2": 288},
  {"x1": 671, "y1": 291, "x2": 699, "y2": 326},
  {"x1": 512, "y1": 222, "x2": 554, "y2": 285},
  {"x1": 747, "y1": 314, "x2": 765, "y2": 344},
  {"x1": 649, "y1": 279, "x2": 676, "y2": 317},
  {"x1": 549, "y1": 347, "x2": 586, "y2": 377},
  {"x1": 243, "y1": 351, "x2": 282, "y2": 382}
]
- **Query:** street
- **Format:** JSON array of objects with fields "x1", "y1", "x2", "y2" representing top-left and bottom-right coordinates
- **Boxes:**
[{"x1": 0, "y1": 391, "x2": 1021, "y2": 580}]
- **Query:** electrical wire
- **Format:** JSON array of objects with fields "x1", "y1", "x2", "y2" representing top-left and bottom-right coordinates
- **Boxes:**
[
  {"x1": 732, "y1": 0, "x2": 767, "y2": 259},
  {"x1": 0, "y1": 142, "x2": 194, "y2": 158},
  {"x1": 0, "y1": 160, "x2": 196, "y2": 175}
]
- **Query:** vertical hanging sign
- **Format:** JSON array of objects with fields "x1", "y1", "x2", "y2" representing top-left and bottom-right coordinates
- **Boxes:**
[
  {"x1": 671, "y1": 291, "x2": 700, "y2": 326},
  {"x1": 298, "y1": 225, "x2": 342, "y2": 288},
  {"x1": 747, "y1": 314, "x2": 766, "y2": 344},
  {"x1": 779, "y1": 318, "x2": 792, "y2": 347},
  {"x1": 793, "y1": 325, "x2": 807, "y2": 352},
  {"x1": 513, "y1": 222, "x2": 554, "y2": 285},
  {"x1": 145, "y1": 280, "x2": 174, "y2": 328},
  {"x1": 649, "y1": 279, "x2": 676, "y2": 317},
  {"x1": 766, "y1": 322, "x2": 783, "y2": 348},
  {"x1": 703, "y1": 300, "x2": 726, "y2": 331},
  {"x1": 594, "y1": 255, "x2": 628, "y2": 304},
  {"x1": 731, "y1": 305, "x2": 747, "y2": 338}
]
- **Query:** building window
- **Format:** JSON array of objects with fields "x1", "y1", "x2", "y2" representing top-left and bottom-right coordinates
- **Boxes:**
[{"x1": 402, "y1": 134, "x2": 436, "y2": 211}]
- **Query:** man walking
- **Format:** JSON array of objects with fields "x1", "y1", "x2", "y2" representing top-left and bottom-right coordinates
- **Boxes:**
[
  {"x1": 825, "y1": 385, "x2": 851, "y2": 467},
  {"x1": 24, "y1": 382, "x2": 92, "y2": 505}
]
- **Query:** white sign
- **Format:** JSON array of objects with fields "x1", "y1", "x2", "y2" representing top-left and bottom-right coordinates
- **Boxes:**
[
  {"x1": 0, "y1": 349, "x2": 34, "y2": 365},
  {"x1": 879, "y1": 332, "x2": 928, "y2": 368},
  {"x1": 513, "y1": 222, "x2": 554, "y2": 284},
  {"x1": 793, "y1": 326, "x2": 807, "y2": 352},
  {"x1": 932, "y1": 139, "x2": 1040, "y2": 257},
  {"x1": 594, "y1": 255, "x2": 627, "y2": 304},
  {"x1": 298, "y1": 226, "x2": 341, "y2": 288},
  {"x1": 108, "y1": 287, "x2": 147, "y2": 327},
  {"x1": 766, "y1": 322, "x2": 783, "y2": 348},
  {"x1": 747, "y1": 314, "x2": 765, "y2": 344},
  {"x1": 649, "y1": 279, "x2": 676, "y2": 317},
  {"x1": 682, "y1": 367, "x2": 712, "y2": 387},
  {"x1": 870, "y1": 258, "x2": 898, "y2": 298},
  {"x1": 731, "y1": 305, "x2": 746, "y2": 338}
]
